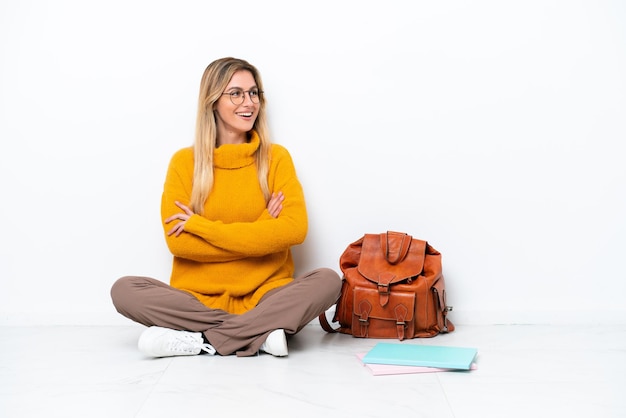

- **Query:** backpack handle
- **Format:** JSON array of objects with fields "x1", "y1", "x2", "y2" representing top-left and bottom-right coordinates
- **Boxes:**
[{"x1": 381, "y1": 231, "x2": 412, "y2": 264}]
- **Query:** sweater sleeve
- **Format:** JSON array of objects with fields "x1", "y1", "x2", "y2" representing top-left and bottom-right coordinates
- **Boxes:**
[
  {"x1": 161, "y1": 148, "x2": 249, "y2": 263},
  {"x1": 183, "y1": 145, "x2": 308, "y2": 256}
]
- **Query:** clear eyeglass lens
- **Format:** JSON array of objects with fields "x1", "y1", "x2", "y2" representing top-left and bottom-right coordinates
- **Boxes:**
[{"x1": 228, "y1": 90, "x2": 261, "y2": 105}]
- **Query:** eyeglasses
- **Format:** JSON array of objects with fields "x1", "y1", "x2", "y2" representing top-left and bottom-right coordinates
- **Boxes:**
[{"x1": 221, "y1": 89, "x2": 263, "y2": 105}]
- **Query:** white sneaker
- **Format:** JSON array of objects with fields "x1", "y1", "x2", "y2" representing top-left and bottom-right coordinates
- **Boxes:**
[
  {"x1": 138, "y1": 326, "x2": 216, "y2": 357},
  {"x1": 259, "y1": 329, "x2": 288, "y2": 357}
]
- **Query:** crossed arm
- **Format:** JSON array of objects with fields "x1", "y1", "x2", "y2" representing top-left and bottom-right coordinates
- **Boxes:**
[
  {"x1": 160, "y1": 146, "x2": 307, "y2": 262},
  {"x1": 165, "y1": 191, "x2": 285, "y2": 237}
]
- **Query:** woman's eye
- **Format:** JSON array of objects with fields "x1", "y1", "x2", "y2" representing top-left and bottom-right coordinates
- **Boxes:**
[
  {"x1": 249, "y1": 90, "x2": 259, "y2": 97},
  {"x1": 230, "y1": 91, "x2": 242, "y2": 98}
]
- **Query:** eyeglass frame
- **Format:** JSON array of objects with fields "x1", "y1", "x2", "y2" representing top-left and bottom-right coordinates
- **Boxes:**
[{"x1": 221, "y1": 89, "x2": 263, "y2": 105}]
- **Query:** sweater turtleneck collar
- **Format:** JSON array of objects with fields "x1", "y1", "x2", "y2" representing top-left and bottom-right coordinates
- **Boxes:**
[{"x1": 213, "y1": 131, "x2": 260, "y2": 169}]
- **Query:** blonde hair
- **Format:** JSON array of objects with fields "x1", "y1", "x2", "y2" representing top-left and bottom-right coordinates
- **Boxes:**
[{"x1": 190, "y1": 57, "x2": 272, "y2": 215}]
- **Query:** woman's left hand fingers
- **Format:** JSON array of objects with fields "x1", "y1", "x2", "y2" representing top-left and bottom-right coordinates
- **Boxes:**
[
  {"x1": 165, "y1": 213, "x2": 190, "y2": 224},
  {"x1": 167, "y1": 220, "x2": 186, "y2": 236},
  {"x1": 175, "y1": 201, "x2": 194, "y2": 216},
  {"x1": 165, "y1": 201, "x2": 195, "y2": 235}
]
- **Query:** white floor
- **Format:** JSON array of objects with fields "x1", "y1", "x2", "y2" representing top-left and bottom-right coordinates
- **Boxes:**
[{"x1": 1, "y1": 323, "x2": 625, "y2": 418}]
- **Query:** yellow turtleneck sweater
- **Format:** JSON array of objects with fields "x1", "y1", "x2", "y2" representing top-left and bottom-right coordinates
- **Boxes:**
[{"x1": 161, "y1": 132, "x2": 307, "y2": 314}]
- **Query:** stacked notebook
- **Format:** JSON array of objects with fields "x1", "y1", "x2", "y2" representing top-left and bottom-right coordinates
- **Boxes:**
[{"x1": 358, "y1": 342, "x2": 478, "y2": 376}]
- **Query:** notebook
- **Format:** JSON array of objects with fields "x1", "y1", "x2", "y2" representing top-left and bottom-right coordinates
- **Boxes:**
[
  {"x1": 361, "y1": 343, "x2": 478, "y2": 370},
  {"x1": 356, "y1": 353, "x2": 477, "y2": 375}
]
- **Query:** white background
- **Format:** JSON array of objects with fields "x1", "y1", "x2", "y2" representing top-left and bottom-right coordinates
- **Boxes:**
[{"x1": 1, "y1": 0, "x2": 624, "y2": 325}]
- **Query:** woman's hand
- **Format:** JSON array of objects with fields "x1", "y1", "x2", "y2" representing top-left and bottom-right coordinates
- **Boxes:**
[
  {"x1": 165, "y1": 201, "x2": 195, "y2": 237},
  {"x1": 267, "y1": 191, "x2": 284, "y2": 218},
  {"x1": 165, "y1": 193, "x2": 283, "y2": 237}
]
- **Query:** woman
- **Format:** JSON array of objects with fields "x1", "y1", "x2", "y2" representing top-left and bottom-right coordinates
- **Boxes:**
[{"x1": 111, "y1": 57, "x2": 342, "y2": 357}]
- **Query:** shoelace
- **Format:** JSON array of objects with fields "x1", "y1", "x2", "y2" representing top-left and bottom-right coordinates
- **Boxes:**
[{"x1": 170, "y1": 333, "x2": 216, "y2": 355}]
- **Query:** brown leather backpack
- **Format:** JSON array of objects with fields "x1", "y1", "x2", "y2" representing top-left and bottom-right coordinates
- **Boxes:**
[{"x1": 319, "y1": 231, "x2": 454, "y2": 340}]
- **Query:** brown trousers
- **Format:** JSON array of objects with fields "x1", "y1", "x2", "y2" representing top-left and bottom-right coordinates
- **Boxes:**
[{"x1": 110, "y1": 268, "x2": 342, "y2": 357}]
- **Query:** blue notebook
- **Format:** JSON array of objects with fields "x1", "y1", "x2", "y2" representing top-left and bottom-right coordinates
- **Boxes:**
[{"x1": 361, "y1": 343, "x2": 478, "y2": 370}]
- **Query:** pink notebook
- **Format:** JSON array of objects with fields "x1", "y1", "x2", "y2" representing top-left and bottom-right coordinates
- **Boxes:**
[{"x1": 356, "y1": 353, "x2": 477, "y2": 376}]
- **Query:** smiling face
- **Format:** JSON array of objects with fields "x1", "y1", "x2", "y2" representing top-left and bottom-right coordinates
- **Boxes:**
[{"x1": 214, "y1": 70, "x2": 259, "y2": 145}]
